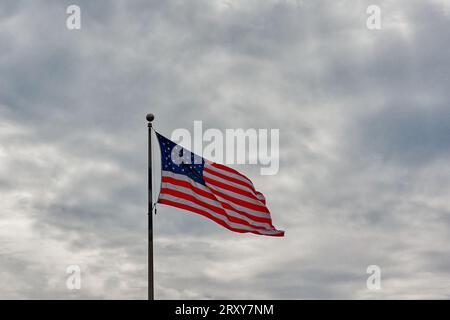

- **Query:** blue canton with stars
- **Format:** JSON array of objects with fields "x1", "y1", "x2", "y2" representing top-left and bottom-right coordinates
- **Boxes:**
[{"x1": 156, "y1": 132, "x2": 206, "y2": 185}]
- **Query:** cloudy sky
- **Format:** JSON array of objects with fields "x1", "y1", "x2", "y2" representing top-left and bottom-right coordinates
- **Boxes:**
[{"x1": 1, "y1": 0, "x2": 450, "y2": 299}]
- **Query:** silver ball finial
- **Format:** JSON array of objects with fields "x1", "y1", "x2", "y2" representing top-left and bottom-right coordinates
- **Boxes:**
[{"x1": 146, "y1": 114, "x2": 155, "y2": 122}]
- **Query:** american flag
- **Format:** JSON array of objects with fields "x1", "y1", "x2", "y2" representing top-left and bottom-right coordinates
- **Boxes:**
[{"x1": 155, "y1": 132, "x2": 284, "y2": 237}]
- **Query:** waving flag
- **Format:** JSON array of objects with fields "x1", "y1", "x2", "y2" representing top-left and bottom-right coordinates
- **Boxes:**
[{"x1": 156, "y1": 132, "x2": 284, "y2": 237}]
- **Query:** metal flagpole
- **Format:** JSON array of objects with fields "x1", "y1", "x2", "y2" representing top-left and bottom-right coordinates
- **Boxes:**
[{"x1": 146, "y1": 113, "x2": 155, "y2": 300}]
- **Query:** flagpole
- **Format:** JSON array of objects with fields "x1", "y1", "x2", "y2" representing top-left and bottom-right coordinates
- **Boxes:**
[{"x1": 146, "y1": 113, "x2": 155, "y2": 300}]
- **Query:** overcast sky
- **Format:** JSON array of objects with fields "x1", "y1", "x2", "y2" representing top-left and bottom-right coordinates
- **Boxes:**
[{"x1": 1, "y1": 0, "x2": 450, "y2": 299}]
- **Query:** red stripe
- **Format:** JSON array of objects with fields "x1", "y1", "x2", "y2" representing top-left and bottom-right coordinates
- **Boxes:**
[
  {"x1": 208, "y1": 187, "x2": 270, "y2": 213},
  {"x1": 217, "y1": 199, "x2": 273, "y2": 224},
  {"x1": 203, "y1": 176, "x2": 259, "y2": 201},
  {"x1": 204, "y1": 167, "x2": 257, "y2": 195},
  {"x1": 159, "y1": 188, "x2": 269, "y2": 230},
  {"x1": 158, "y1": 198, "x2": 284, "y2": 237},
  {"x1": 210, "y1": 162, "x2": 254, "y2": 185},
  {"x1": 256, "y1": 192, "x2": 266, "y2": 205},
  {"x1": 161, "y1": 175, "x2": 273, "y2": 223},
  {"x1": 162, "y1": 176, "x2": 216, "y2": 200},
  {"x1": 158, "y1": 198, "x2": 247, "y2": 233},
  {"x1": 207, "y1": 164, "x2": 269, "y2": 207},
  {"x1": 160, "y1": 180, "x2": 272, "y2": 224}
]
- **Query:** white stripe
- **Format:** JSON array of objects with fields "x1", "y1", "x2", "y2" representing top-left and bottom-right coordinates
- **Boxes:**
[
  {"x1": 161, "y1": 171, "x2": 272, "y2": 220},
  {"x1": 162, "y1": 170, "x2": 206, "y2": 191},
  {"x1": 203, "y1": 170, "x2": 258, "y2": 197},
  {"x1": 203, "y1": 165, "x2": 268, "y2": 207},
  {"x1": 204, "y1": 179, "x2": 268, "y2": 208},
  {"x1": 210, "y1": 191, "x2": 270, "y2": 218},
  {"x1": 161, "y1": 182, "x2": 274, "y2": 229},
  {"x1": 159, "y1": 193, "x2": 280, "y2": 235},
  {"x1": 205, "y1": 163, "x2": 256, "y2": 190}
]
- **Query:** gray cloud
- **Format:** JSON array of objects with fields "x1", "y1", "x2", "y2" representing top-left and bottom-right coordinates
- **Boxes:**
[{"x1": 1, "y1": 0, "x2": 450, "y2": 299}]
